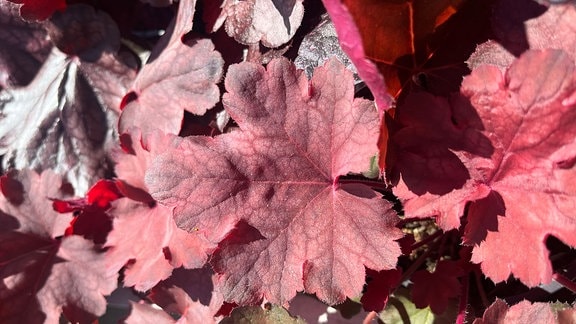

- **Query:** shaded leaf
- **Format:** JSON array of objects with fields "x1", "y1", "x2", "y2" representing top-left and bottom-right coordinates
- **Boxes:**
[
  {"x1": 0, "y1": 170, "x2": 117, "y2": 323},
  {"x1": 392, "y1": 49, "x2": 576, "y2": 287},
  {"x1": 221, "y1": 304, "x2": 305, "y2": 324},
  {"x1": 361, "y1": 268, "x2": 402, "y2": 312},
  {"x1": 0, "y1": 1, "x2": 51, "y2": 89},
  {"x1": 0, "y1": 4, "x2": 136, "y2": 194},
  {"x1": 326, "y1": 0, "x2": 494, "y2": 97},
  {"x1": 410, "y1": 260, "x2": 463, "y2": 314},
  {"x1": 6, "y1": 0, "x2": 65, "y2": 21}
]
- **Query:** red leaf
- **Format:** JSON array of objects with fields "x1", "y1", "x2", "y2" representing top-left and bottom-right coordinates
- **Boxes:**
[
  {"x1": 360, "y1": 268, "x2": 402, "y2": 312},
  {"x1": 0, "y1": 170, "x2": 117, "y2": 323},
  {"x1": 392, "y1": 49, "x2": 576, "y2": 287},
  {"x1": 410, "y1": 260, "x2": 464, "y2": 314},
  {"x1": 53, "y1": 180, "x2": 123, "y2": 244},
  {"x1": 105, "y1": 199, "x2": 216, "y2": 291},
  {"x1": 118, "y1": 0, "x2": 223, "y2": 136},
  {"x1": 212, "y1": 0, "x2": 304, "y2": 48},
  {"x1": 324, "y1": 0, "x2": 493, "y2": 97},
  {"x1": 146, "y1": 58, "x2": 402, "y2": 306},
  {"x1": 7, "y1": 0, "x2": 65, "y2": 21}
]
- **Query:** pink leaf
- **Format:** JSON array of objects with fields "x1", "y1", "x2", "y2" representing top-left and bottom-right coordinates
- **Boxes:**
[
  {"x1": 392, "y1": 49, "x2": 576, "y2": 287},
  {"x1": 146, "y1": 57, "x2": 402, "y2": 306},
  {"x1": 473, "y1": 299, "x2": 556, "y2": 324},
  {"x1": 212, "y1": 0, "x2": 304, "y2": 48},
  {"x1": 105, "y1": 199, "x2": 216, "y2": 291},
  {"x1": 109, "y1": 129, "x2": 215, "y2": 291},
  {"x1": 118, "y1": 0, "x2": 223, "y2": 136},
  {"x1": 0, "y1": 170, "x2": 117, "y2": 323}
]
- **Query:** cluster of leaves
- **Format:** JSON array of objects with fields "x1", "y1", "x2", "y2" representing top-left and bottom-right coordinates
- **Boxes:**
[{"x1": 1, "y1": 0, "x2": 576, "y2": 323}]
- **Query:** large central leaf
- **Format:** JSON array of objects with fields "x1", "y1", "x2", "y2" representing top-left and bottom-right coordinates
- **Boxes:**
[{"x1": 145, "y1": 58, "x2": 402, "y2": 306}]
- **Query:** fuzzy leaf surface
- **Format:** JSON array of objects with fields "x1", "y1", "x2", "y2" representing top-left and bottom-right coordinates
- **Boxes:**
[
  {"x1": 213, "y1": 0, "x2": 304, "y2": 48},
  {"x1": 146, "y1": 58, "x2": 402, "y2": 306},
  {"x1": 392, "y1": 49, "x2": 576, "y2": 287},
  {"x1": 119, "y1": 0, "x2": 223, "y2": 136},
  {"x1": 473, "y1": 299, "x2": 558, "y2": 324},
  {"x1": 0, "y1": 170, "x2": 117, "y2": 323},
  {"x1": 108, "y1": 130, "x2": 216, "y2": 291}
]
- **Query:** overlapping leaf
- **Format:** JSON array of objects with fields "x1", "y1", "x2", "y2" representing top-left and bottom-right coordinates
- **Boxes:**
[
  {"x1": 469, "y1": 1, "x2": 576, "y2": 71},
  {"x1": 391, "y1": 49, "x2": 576, "y2": 287},
  {"x1": 210, "y1": 0, "x2": 304, "y2": 48},
  {"x1": 473, "y1": 299, "x2": 576, "y2": 324},
  {"x1": 324, "y1": 0, "x2": 493, "y2": 97},
  {"x1": 106, "y1": 130, "x2": 215, "y2": 291},
  {"x1": 118, "y1": 0, "x2": 223, "y2": 136},
  {"x1": 126, "y1": 267, "x2": 224, "y2": 323},
  {"x1": 5, "y1": 0, "x2": 65, "y2": 21},
  {"x1": 0, "y1": 170, "x2": 117, "y2": 323},
  {"x1": 146, "y1": 58, "x2": 402, "y2": 306},
  {"x1": 0, "y1": 1, "x2": 51, "y2": 90},
  {"x1": 0, "y1": 4, "x2": 136, "y2": 195}
]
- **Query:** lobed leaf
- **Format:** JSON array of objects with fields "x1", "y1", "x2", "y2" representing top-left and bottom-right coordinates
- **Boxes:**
[
  {"x1": 0, "y1": 170, "x2": 117, "y2": 323},
  {"x1": 392, "y1": 49, "x2": 576, "y2": 287},
  {"x1": 146, "y1": 58, "x2": 402, "y2": 306}
]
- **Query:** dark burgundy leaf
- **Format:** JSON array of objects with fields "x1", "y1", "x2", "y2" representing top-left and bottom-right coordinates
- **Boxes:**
[
  {"x1": 146, "y1": 58, "x2": 402, "y2": 306},
  {"x1": 0, "y1": 1, "x2": 51, "y2": 89},
  {"x1": 45, "y1": 4, "x2": 121, "y2": 61},
  {"x1": 6, "y1": 0, "x2": 65, "y2": 21},
  {"x1": 361, "y1": 268, "x2": 402, "y2": 312},
  {"x1": 410, "y1": 260, "x2": 464, "y2": 314},
  {"x1": 321, "y1": 0, "x2": 391, "y2": 112}
]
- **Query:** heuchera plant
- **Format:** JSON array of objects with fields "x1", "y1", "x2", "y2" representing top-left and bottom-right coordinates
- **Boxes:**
[{"x1": 1, "y1": 0, "x2": 576, "y2": 323}]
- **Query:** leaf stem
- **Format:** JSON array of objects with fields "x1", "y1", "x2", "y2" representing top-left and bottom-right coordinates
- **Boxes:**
[
  {"x1": 338, "y1": 178, "x2": 389, "y2": 190},
  {"x1": 455, "y1": 273, "x2": 470, "y2": 324},
  {"x1": 552, "y1": 271, "x2": 576, "y2": 294},
  {"x1": 408, "y1": 229, "x2": 443, "y2": 253},
  {"x1": 474, "y1": 268, "x2": 490, "y2": 308}
]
